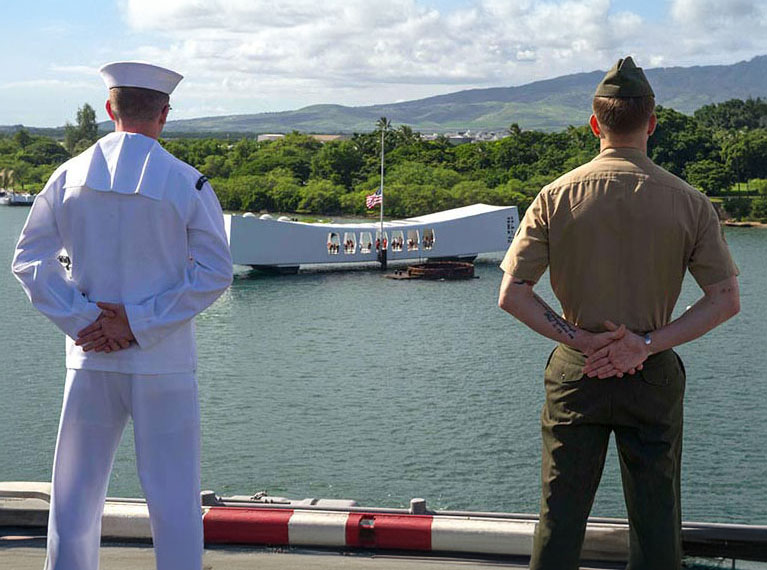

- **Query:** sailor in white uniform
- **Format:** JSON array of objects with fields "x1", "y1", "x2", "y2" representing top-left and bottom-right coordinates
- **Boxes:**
[{"x1": 12, "y1": 62, "x2": 233, "y2": 570}]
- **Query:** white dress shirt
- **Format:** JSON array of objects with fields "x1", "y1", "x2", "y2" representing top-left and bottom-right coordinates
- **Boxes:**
[{"x1": 12, "y1": 131, "x2": 233, "y2": 373}]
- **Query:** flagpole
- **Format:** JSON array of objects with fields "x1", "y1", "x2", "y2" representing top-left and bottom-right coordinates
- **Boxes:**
[{"x1": 379, "y1": 125, "x2": 387, "y2": 270}]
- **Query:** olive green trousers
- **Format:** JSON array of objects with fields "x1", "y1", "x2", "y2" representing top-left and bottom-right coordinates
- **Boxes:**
[{"x1": 529, "y1": 344, "x2": 686, "y2": 570}]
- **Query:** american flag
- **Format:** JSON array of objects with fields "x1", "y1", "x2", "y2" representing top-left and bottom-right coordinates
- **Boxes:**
[{"x1": 366, "y1": 188, "x2": 382, "y2": 209}]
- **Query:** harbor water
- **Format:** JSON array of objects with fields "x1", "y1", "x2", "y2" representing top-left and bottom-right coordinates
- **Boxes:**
[{"x1": 1, "y1": 205, "x2": 765, "y2": 525}]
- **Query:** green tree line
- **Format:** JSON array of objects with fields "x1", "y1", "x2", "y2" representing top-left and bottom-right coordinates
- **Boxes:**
[
  {"x1": 3, "y1": 99, "x2": 767, "y2": 221},
  {"x1": 0, "y1": 103, "x2": 98, "y2": 191}
]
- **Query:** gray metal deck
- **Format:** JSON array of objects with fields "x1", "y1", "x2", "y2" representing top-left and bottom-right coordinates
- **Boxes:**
[
  {"x1": 3, "y1": 532, "x2": 767, "y2": 569},
  {"x1": 0, "y1": 536, "x2": 617, "y2": 570}
]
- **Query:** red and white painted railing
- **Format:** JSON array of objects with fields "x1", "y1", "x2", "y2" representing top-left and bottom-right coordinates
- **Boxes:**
[
  {"x1": 2, "y1": 483, "x2": 766, "y2": 563},
  {"x1": 98, "y1": 502, "x2": 627, "y2": 561}
]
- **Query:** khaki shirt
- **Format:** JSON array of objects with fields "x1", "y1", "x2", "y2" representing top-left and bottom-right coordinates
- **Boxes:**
[{"x1": 500, "y1": 147, "x2": 739, "y2": 334}]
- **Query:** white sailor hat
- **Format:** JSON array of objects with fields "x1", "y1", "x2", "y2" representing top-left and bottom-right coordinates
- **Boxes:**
[{"x1": 99, "y1": 61, "x2": 183, "y2": 95}]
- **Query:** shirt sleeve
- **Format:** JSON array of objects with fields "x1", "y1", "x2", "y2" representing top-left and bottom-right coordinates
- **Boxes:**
[
  {"x1": 687, "y1": 199, "x2": 739, "y2": 287},
  {"x1": 124, "y1": 182, "x2": 233, "y2": 350},
  {"x1": 499, "y1": 191, "x2": 550, "y2": 283},
  {"x1": 11, "y1": 188, "x2": 102, "y2": 339}
]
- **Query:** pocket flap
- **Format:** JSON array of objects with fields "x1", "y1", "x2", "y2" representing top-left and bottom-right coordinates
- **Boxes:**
[
  {"x1": 547, "y1": 359, "x2": 586, "y2": 383},
  {"x1": 639, "y1": 352, "x2": 677, "y2": 386}
]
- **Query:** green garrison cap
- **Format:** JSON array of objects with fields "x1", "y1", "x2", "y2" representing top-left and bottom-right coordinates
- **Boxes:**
[{"x1": 595, "y1": 56, "x2": 654, "y2": 98}]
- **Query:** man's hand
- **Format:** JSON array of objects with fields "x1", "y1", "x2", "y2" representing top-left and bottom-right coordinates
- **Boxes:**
[
  {"x1": 578, "y1": 324, "x2": 626, "y2": 356},
  {"x1": 583, "y1": 321, "x2": 649, "y2": 379},
  {"x1": 75, "y1": 309, "x2": 116, "y2": 352},
  {"x1": 76, "y1": 302, "x2": 135, "y2": 353}
]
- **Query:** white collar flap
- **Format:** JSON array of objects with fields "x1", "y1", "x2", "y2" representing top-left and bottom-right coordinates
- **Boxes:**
[{"x1": 64, "y1": 132, "x2": 172, "y2": 200}]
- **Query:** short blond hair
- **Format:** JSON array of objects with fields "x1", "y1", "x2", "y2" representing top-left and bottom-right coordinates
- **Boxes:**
[{"x1": 592, "y1": 95, "x2": 655, "y2": 135}]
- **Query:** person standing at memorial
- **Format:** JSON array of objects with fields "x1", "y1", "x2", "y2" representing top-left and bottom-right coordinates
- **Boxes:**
[
  {"x1": 497, "y1": 57, "x2": 739, "y2": 569},
  {"x1": 12, "y1": 61, "x2": 233, "y2": 570}
]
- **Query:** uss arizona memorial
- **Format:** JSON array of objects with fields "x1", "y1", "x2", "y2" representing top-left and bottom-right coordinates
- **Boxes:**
[{"x1": 224, "y1": 203, "x2": 520, "y2": 272}]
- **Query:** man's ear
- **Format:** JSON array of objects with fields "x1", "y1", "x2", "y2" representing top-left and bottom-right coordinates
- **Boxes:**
[
  {"x1": 647, "y1": 113, "x2": 657, "y2": 136},
  {"x1": 589, "y1": 114, "x2": 601, "y2": 137},
  {"x1": 159, "y1": 103, "x2": 170, "y2": 127},
  {"x1": 105, "y1": 100, "x2": 116, "y2": 121}
]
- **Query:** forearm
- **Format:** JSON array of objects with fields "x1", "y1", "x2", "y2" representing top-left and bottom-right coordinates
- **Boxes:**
[
  {"x1": 126, "y1": 262, "x2": 232, "y2": 349},
  {"x1": 12, "y1": 194, "x2": 102, "y2": 338},
  {"x1": 647, "y1": 277, "x2": 740, "y2": 353},
  {"x1": 498, "y1": 274, "x2": 590, "y2": 351},
  {"x1": 13, "y1": 260, "x2": 101, "y2": 338}
]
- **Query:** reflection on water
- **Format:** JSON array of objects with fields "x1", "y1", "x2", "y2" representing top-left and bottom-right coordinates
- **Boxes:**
[{"x1": 1, "y1": 207, "x2": 765, "y2": 524}]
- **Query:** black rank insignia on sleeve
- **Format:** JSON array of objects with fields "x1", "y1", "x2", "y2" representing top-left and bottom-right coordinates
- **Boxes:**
[{"x1": 195, "y1": 175, "x2": 208, "y2": 191}]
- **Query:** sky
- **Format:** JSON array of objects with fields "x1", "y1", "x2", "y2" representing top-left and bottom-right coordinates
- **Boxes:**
[{"x1": 2, "y1": 0, "x2": 767, "y2": 127}]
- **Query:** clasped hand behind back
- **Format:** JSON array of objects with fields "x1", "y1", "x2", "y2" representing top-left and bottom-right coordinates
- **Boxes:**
[
  {"x1": 581, "y1": 320, "x2": 650, "y2": 379},
  {"x1": 75, "y1": 302, "x2": 136, "y2": 353}
]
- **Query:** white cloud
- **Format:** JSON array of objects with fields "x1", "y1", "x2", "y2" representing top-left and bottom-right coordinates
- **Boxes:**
[
  {"x1": 668, "y1": 0, "x2": 767, "y2": 57},
  {"x1": 671, "y1": 0, "x2": 763, "y2": 30},
  {"x1": 116, "y1": 0, "x2": 660, "y2": 117},
  {"x1": 100, "y1": 0, "x2": 767, "y2": 119}
]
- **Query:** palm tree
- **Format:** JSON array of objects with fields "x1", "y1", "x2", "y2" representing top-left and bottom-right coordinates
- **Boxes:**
[
  {"x1": 376, "y1": 116, "x2": 391, "y2": 132},
  {"x1": 396, "y1": 124, "x2": 419, "y2": 145},
  {"x1": 376, "y1": 116, "x2": 392, "y2": 164}
]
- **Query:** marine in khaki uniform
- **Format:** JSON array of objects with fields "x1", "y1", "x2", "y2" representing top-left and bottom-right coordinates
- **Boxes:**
[{"x1": 497, "y1": 57, "x2": 740, "y2": 570}]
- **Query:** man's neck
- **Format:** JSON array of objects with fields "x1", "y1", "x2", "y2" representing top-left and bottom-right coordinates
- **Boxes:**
[
  {"x1": 599, "y1": 136, "x2": 647, "y2": 154},
  {"x1": 114, "y1": 122, "x2": 161, "y2": 140}
]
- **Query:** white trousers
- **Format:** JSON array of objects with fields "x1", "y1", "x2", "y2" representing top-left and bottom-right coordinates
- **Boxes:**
[{"x1": 45, "y1": 370, "x2": 203, "y2": 570}]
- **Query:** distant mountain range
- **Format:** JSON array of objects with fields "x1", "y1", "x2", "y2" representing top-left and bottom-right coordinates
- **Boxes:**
[
  {"x1": 161, "y1": 56, "x2": 767, "y2": 134},
  {"x1": 6, "y1": 56, "x2": 767, "y2": 136}
]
